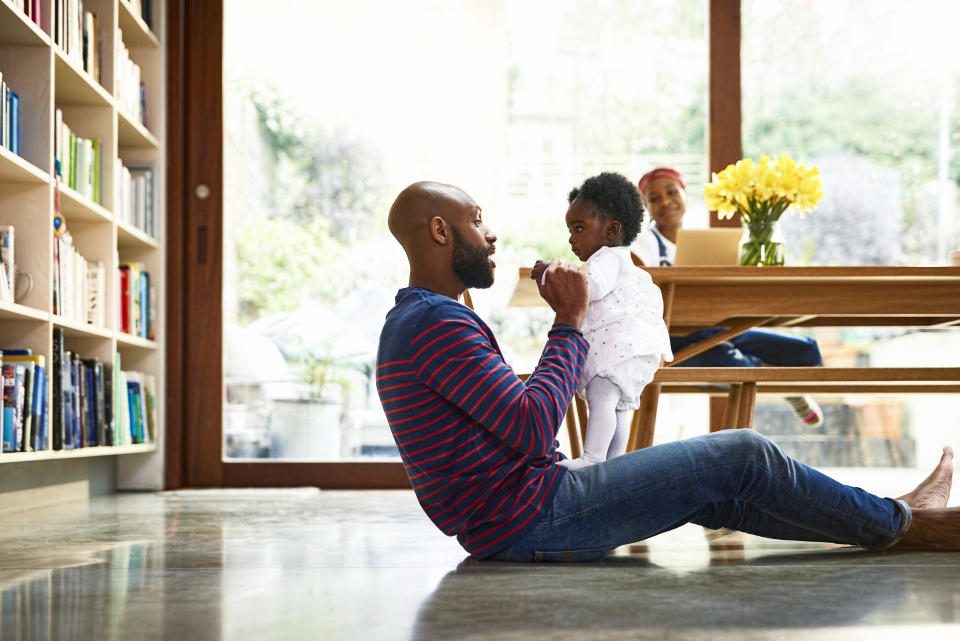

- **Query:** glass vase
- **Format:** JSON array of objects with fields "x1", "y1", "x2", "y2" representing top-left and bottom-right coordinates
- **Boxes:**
[{"x1": 739, "y1": 219, "x2": 785, "y2": 266}]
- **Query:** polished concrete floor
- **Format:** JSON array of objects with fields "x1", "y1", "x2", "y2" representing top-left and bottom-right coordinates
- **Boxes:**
[{"x1": 0, "y1": 474, "x2": 959, "y2": 641}]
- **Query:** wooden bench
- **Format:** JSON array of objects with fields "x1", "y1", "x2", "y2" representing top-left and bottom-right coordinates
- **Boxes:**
[{"x1": 562, "y1": 367, "x2": 960, "y2": 456}]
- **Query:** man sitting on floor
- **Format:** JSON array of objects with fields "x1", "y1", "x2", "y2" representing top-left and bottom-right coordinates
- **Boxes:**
[{"x1": 376, "y1": 179, "x2": 959, "y2": 561}]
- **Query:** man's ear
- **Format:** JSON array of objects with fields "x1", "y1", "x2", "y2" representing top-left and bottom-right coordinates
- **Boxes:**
[{"x1": 429, "y1": 216, "x2": 450, "y2": 245}]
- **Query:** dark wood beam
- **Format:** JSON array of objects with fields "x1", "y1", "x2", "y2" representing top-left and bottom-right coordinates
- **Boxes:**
[{"x1": 709, "y1": 0, "x2": 742, "y2": 228}]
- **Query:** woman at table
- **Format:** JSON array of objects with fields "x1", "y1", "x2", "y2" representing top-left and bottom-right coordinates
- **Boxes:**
[{"x1": 631, "y1": 167, "x2": 826, "y2": 429}]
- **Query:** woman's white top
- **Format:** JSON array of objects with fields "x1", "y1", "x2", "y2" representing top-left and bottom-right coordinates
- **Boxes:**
[
  {"x1": 630, "y1": 223, "x2": 676, "y2": 267},
  {"x1": 578, "y1": 246, "x2": 674, "y2": 407}
]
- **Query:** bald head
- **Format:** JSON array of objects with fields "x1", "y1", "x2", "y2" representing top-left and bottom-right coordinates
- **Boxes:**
[
  {"x1": 388, "y1": 181, "x2": 474, "y2": 248},
  {"x1": 387, "y1": 181, "x2": 496, "y2": 298}
]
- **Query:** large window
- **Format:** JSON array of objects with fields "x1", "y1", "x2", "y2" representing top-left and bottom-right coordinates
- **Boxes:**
[
  {"x1": 741, "y1": 0, "x2": 960, "y2": 468},
  {"x1": 221, "y1": 0, "x2": 709, "y2": 461},
  {"x1": 742, "y1": 0, "x2": 959, "y2": 267}
]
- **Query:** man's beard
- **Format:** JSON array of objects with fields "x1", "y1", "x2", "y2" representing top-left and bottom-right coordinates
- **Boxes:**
[{"x1": 451, "y1": 226, "x2": 495, "y2": 289}]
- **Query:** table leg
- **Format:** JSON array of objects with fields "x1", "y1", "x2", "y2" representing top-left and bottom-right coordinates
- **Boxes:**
[
  {"x1": 719, "y1": 384, "x2": 742, "y2": 431},
  {"x1": 564, "y1": 404, "x2": 582, "y2": 459},
  {"x1": 736, "y1": 382, "x2": 757, "y2": 429},
  {"x1": 628, "y1": 383, "x2": 661, "y2": 451}
]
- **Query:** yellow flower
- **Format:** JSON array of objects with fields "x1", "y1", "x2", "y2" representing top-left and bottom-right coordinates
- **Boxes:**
[{"x1": 703, "y1": 154, "x2": 823, "y2": 221}]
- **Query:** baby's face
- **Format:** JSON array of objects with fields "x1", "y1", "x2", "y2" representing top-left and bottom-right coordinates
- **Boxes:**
[{"x1": 565, "y1": 199, "x2": 615, "y2": 262}]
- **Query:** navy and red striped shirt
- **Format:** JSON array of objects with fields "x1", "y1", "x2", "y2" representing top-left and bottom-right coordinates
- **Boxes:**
[{"x1": 376, "y1": 287, "x2": 588, "y2": 557}]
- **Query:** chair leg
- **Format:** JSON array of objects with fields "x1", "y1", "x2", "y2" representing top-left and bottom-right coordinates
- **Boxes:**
[
  {"x1": 575, "y1": 396, "x2": 589, "y2": 447},
  {"x1": 565, "y1": 404, "x2": 582, "y2": 459},
  {"x1": 718, "y1": 384, "x2": 742, "y2": 432},
  {"x1": 736, "y1": 382, "x2": 757, "y2": 429},
  {"x1": 627, "y1": 383, "x2": 661, "y2": 451}
]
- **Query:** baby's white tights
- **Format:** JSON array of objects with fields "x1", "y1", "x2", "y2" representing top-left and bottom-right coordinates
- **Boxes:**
[{"x1": 559, "y1": 376, "x2": 631, "y2": 471}]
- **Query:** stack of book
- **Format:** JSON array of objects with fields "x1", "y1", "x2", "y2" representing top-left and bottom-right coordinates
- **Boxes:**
[
  {"x1": 45, "y1": 333, "x2": 157, "y2": 450},
  {"x1": 115, "y1": 31, "x2": 147, "y2": 128},
  {"x1": 53, "y1": 230, "x2": 105, "y2": 327},
  {"x1": 117, "y1": 261, "x2": 153, "y2": 340},
  {"x1": 11, "y1": 1, "x2": 42, "y2": 28},
  {"x1": 115, "y1": 162, "x2": 157, "y2": 238},
  {"x1": 113, "y1": 352, "x2": 157, "y2": 446},
  {"x1": 55, "y1": 109, "x2": 101, "y2": 203},
  {"x1": 0, "y1": 73, "x2": 22, "y2": 157},
  {"x1": 1, "y1": 350, "x2": 48, "y2": 453},
  {"x1": 54, "y1": 0, "x2": 101, "y2": 82}
]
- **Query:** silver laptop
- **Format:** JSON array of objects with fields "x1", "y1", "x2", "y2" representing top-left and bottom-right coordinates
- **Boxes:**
[{"x1": 673, "y1": 228, "x2": 742, "y2": 266}]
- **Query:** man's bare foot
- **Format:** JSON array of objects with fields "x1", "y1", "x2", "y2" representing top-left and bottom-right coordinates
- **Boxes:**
[
  {"x1": 896, "y1": 446, "x2": 954, "y2": 509},
  {"x1": 895, "y1": 506, "x2": 960, "y2": 551}
]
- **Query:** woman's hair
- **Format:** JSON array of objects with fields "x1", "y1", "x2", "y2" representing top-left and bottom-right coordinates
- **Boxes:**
[
  {"x1": 568, "y1": 172, "x2": 644, "y2": 245},
  {"x1": 638, "y1": 167, "x2": 686, "y2": 194}
]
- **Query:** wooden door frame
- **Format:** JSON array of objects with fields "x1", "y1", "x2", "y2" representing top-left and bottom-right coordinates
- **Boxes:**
[{"x1": 166, "y1": 0, "x2": 744, "y2": 489}]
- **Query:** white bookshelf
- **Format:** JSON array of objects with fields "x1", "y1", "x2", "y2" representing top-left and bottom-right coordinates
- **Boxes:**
[{"x1": 0, "y1": 0, "x2": 165, "y2": 483}]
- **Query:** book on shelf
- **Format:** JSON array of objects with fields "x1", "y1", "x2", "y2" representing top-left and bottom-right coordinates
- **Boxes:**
[
  {"x1": 55, "y1": 1, "x2": 101, "y2": 81},
  {"x1": 81, "y1": 358, "x2": 106, "y2": 446},
  {"x1": 115, "y1": 30, "x2": 147, "y2": 128},
  {"x1": 2, "y1": 355, "x2": 35, "y2": 452},
  {"x1": 115, "y1": 161, "x2": 157, "y2": 238},
  {"x1": 2, "y1": 361, "x2": 26, "y2": 453},
  {"x1": 12, "y1": 0, "x2": 43, "y2": 28},
  {"x1": 54, "y1": 231, "x2": 103, "y2": 326},
  {"x1": 125, "y1": 0, "x2": 154, "y2": 29},
  {"x1": 118, "y1": 261, "x2": 153, "y2": 339},
  {"x1": 52, "y1": 328, "x2": 65, "y2": 450},
  {"x1": 0, "y1": 225, "x2": 14, "y2": 303},
  {"x1": 0, "y1": 73, "x2": 22, "y2": 157},
  {"x1": 63, "y1": 349, "x2": 78, "y2": 449},
  {"x1": 54, "y1": 109, "x2": 101, "y2": 203},
  {"x1": 5, "y1": 354, "x2": 49, "y2": 451},
  {"x1": 110, "y1": 352, "x2": 154, "y2": 446},
  {"x1": 0, "y1": 263, "x2": 12, "y2": 302},
  {"x1": 81, "y1": 10, "x2": 101, "y2": 83},
  {"x1": 85, "y1": 260, "x2": 105, "y2": 327}
]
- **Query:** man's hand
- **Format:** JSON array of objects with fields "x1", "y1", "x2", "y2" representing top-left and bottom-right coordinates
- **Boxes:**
[{"x1": 533, "y1": 258, "x2": 589, "y2": 328}]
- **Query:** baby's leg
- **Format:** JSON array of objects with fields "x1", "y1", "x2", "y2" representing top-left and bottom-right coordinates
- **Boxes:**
[
  {"x1": 606, "y1": 410, "x2": 632, "y2": 461},
  {"x1": 559, "y1": 377, "x2": 620, "y2": 471}
]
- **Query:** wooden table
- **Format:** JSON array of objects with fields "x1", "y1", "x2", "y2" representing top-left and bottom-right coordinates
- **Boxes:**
[{"x1": 510, "y1": 266, "x2": 960, "y2": 450}]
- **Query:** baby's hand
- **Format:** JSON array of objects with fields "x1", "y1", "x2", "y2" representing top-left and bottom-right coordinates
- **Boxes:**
[{"x1": 530, "y1": 260, "x2": 549, "y2": 285}]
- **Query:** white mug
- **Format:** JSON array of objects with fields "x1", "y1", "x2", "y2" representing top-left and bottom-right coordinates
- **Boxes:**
[{"x1": 15, "y1": 270, "x2": 33, "y2": 302}]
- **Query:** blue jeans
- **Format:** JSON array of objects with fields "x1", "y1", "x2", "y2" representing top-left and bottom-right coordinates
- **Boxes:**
[
  {"x1": 484, "y1": 430, "x2": 910, "y2": 562},
  {"x1": 672, "y1": 328, "x2": 823, "y2": 367}
]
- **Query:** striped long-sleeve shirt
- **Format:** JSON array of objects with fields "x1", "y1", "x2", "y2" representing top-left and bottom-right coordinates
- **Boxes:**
[{"x1": 376, "y1": 287, "x2": 588, "y2": 557}]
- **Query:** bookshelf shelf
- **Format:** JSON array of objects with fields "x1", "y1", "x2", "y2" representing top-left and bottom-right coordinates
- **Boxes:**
[
  {"x1": 1, "y1": 1, "x2": 165, "y2": 482},
  {"x1": 0, "y1": 0, "x2": 49, "y2": 46},
  {"x1": 118, "y1": 110, "x2": 159, "y2": 148},
  {"x1": 118, "y1": 1, "x2": 160, "y2": 48},
  {"x1": 0, "y1": 301, "x2": 48, "y2": 322},
  {"x1": 59, "y1": 185, "x2": 113, "y2": 224},
  {"x1": 116, "y1": 333, "x2": 157, "y2": 350},
  {"x1": 0, "y1": 147, "x2": 49, "y2": 184},
  {"x1": 0, "y1": 442, "x2": 157, "y2": 464},
  {"x1": 52, "y1": 315, "x2": 113, "y2": 340},
  {"x1": 54, "y1": 48, "x2": 112, "y2": 107},
  {"x1": 117, "y1": 220, "x2": 159, "y2": 249}
]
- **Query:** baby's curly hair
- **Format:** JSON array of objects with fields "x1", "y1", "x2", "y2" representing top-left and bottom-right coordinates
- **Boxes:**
[{"x1": 567, "y1": 172, "x2": 644, "y2": 245}]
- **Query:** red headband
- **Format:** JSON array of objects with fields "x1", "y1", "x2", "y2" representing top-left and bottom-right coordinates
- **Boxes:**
[{"x1": 638, "y1": 167, "x2": 686, "y2": 194}]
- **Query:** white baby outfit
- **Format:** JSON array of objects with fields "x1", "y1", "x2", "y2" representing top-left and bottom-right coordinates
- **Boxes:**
[{"x1": 579, "y1": 245, "x2": 673, "y2": 410}]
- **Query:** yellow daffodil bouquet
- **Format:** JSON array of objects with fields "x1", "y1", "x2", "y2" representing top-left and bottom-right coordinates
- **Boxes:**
[{"x1": 703, "y1": 154, "x2": 823, "y2": 266}]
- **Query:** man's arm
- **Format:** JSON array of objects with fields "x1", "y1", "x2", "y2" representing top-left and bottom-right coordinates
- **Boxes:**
[{"x1": 410, "y1": 309, "x2": 587, "y2": 458}]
